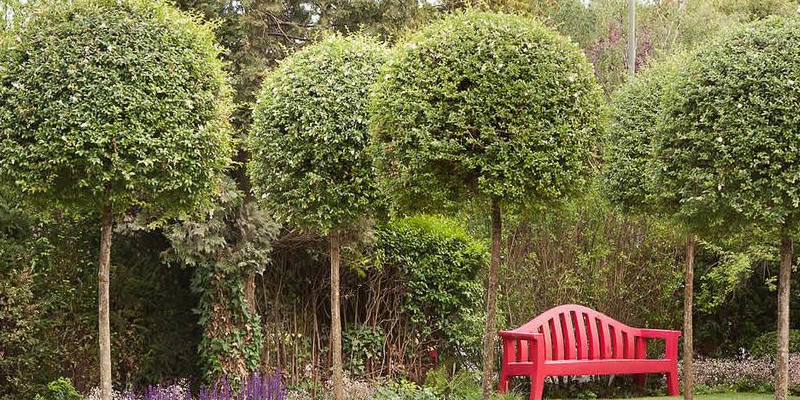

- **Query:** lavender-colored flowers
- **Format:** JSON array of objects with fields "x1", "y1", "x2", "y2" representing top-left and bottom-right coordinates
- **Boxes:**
[
  {"x1": 89, "y1": 372, "x2": 285, "y2": 400},
  {"x1": 197, "y1": 372, "x2": 284, "y2": 400}
]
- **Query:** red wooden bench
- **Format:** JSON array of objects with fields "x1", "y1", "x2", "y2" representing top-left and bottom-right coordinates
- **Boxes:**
[{"x1": 497, "y1": 304, "x2": 680, "y2": 400}]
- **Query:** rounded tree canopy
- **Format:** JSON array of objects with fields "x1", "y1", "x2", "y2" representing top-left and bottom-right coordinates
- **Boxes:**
[
  {"x1": 603, "y1": 60, "x2": 678, "y2": 214},
  {"x1": 657, "y1": 16, "x2": 800, "y2": 233},
  {"x1": 370, "y1": 11, "x2": 604, "y2": 212},
  {"x1": 0, "y1": 0, "x2": 233, "y2": 216},
  {"x1": 247, "y1": 35, "x2": 387, "y2": 232}
]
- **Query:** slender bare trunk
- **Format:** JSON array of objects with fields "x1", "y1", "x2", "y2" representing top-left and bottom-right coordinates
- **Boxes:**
[
  {"x1": 683, "y1": 235, "x2": 696, "y2": 400},
  {"x1": 776, "y1": 234, "x2": 793, "y2": 400},
  {"x1": 628, "y1": 0, "x2": 636, "y2": 77},
  {"x1": 98, "y1": 204, "x2": 113, "y2": 400},
  {"x1": 481, "y1": 199, "x2": 502, "y2": 400},
  {"x1": 330, "y1": 230, "x2": 343, "y2": 400},
  {"x1": 245, "y1": 272, "x2": 256, "y2": 313}
]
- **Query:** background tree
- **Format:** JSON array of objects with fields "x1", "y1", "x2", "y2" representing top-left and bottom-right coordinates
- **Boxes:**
[
  {"x1": 247, "y1": 35, "x2": 386, "y2": 400},
  {"x1": 603, "y1": 60, "x2": 703, "y2": 399},
  {"x1": 656, "y1": 16, "x2": 800, "y2": 400},
  {"x1": 370, "y1": 11, "x2": 604, "y2": 399},
  {"x1": 172, "y1": 0, "x2": 430, "y2": 130},
  {"x1": 163, "y1": 178, "x2": 280, "y2": 380},
  {"x1": 0, "y1": 1, "x2": 233, "y2": 398}
]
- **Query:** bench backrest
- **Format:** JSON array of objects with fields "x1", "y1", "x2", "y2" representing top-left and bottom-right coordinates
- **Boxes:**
[{"x1": 513, "y1": 304, "x2": 642, "y2": 361}]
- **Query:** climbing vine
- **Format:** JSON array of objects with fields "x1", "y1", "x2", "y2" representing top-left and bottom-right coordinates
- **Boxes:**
[{"x1": 164, "y1": 178, "x2": 280, "y2": 381}]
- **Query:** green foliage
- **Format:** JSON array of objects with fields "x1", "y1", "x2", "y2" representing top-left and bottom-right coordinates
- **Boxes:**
[
  {"x1": 573, "y1": 0, "x2": 796, "y2": 94},
  {"x1": 370, "y1": 10, "x2": 604, "y2": 212},
  {"x1": 603, "y1": 60, "x2": 679, "y2": 214},
  {"x1": 714, "y1": 0, "x2": 797, "y2": 23},
  {"x1": 0, "y1": 0, "x2": 232, "y2": 216},
  {"x1": 656, "y1": 16, "x2": 800, "y2": 234},
  {"x1": 372, "y1": 367, "x2": 524, "y2": 400},
  {"x1": 2, "y1": 189, "x2": 204, "y2": 397},
  {"x1": 498, "y1": 187, "x2": 684, "y2": 331},
  {"x1": 164, "y1": 178, "x2": 280, "y2": 380},
  {"x1": 343, "y1": 325, "x2": 385, "y2": 375},
  {"x1": 693, "y1": 234, "x2": 779, "y2": 314},
  {"x1": 372, "y1": 379, "x2": 438, "y2": 400},
  {"x1": 376, "y1": 215, "x2": 486, "y2": 362},
  {"x1": 318, "y1": 0, "x2": 434, "y2": 42},
  {"x1": 749, "y1": 330, "x2": 800, "y2": 358},
  {"x1": 248, "y1": 34, "x2": 387, "y2": 232},
  {"x1": 34, "y1": 378, "x2": 84, "y2": 400},
  {"x1": 0, "y1": 189, "x2": 52, "y2": 400},
  {"x1": 172, "y1": 0, "x2": 428, "y2": 130}
]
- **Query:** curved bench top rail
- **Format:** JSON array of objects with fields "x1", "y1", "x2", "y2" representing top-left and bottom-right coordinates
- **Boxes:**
[{"x1": 508, "y1": 304, "x2": 640, "y2": 361}]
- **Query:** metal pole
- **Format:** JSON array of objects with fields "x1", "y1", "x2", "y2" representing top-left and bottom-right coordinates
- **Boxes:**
[{"x1": 628, "y1": 0, "x2": 636, "y2": 77}]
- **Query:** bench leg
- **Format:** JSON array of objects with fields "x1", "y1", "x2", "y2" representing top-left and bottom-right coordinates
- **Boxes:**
[
  {"x1": 633, "y1": 373, "x2": 646, "y2": 389},
  {"x1": 498, "y1": 368, "x2": 510, "y2": 393},
  {"x1": 666, "y1": 369, "x2": 679, "y2": 396},
  {"x1": 529, "y1": 371, "x2": 545, "y2": 400}
]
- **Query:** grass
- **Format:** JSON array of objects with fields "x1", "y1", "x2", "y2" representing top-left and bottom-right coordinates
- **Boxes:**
[{"x1": 580, "y1": 395, "x2": 800, "y2": 400}]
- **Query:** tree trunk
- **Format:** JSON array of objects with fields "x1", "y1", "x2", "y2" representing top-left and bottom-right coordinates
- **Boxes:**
[
  {"x1": 683, "y1": 234, "x2": 696, "y2": 400},
  {"x1": 627, "y1": 0, "x2": 636, "y2": 77},
  {"x1": 776, "y1": 234, "x2": 793, "y2": 400},
  {"x1": 481, "y1": 199, "x2": 502, "y2": 400},
  {"x1": 98, "y1": 204, "x2": 113, "y2": 400},
  {"x1": 330, "y1": 230, "x2": 344, "y2": 400},
  {"x1": 245, "y1": 272, "x2": 256, "y2": 313}
]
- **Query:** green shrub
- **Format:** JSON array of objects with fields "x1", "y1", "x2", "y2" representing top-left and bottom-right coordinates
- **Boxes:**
[
  {"x1": 376, "y1": 215, "x2": 486, "y2": 364},
  {"x1": 343, "y1": 325, "x2": 385, "y2": 375},
  {"x1": 749, "y1": 330, "x2": 800, "y2": 358},
  {"x1": 34, "y1": 378, "x2": 84, "y2": 400},
  {"x1": 371, "y1": 380, "x2": 438, "y2": 400},
  {"x1": 371, "y1": 367, "x2": 524, "y2": 400}
]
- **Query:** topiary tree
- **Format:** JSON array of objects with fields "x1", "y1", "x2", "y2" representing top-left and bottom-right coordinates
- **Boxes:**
[
  {"x1": 656, "y1": 16, "x2": 800, "y2": 400},
  {"x1": 603, "y1": 60, "x2": 700, "y2": 400},
  {"x1": 603, "y1": 64, "x2": 677, "y2": 215},
  {"x1": 0, "y1": 1, "x2": 233, "y2": 399},
  {"x1": 247, "y1": 35, "x2": 387, "y2": 400},
  {"x1": 370, "y1": 11, "x2": 604, "y2": 399}
]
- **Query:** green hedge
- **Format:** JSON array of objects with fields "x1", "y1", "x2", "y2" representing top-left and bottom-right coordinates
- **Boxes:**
[
  {"x1": 376, "y1": 215, "x2": 487, "y2": 363},
  {"x1": 749, "y1": 330, "x2": 800, "y2": 358}
]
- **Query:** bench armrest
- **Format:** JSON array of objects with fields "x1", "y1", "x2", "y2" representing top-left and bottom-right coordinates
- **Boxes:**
[
  {"x1": 639, "y1": 329, "x2": 681, "y2": 361},
  {"x1": 499, "y1": 331, "x2": 545, "y2": 365},
  {"x1": 639, "y1": 329, "x2": 681, "y2": 339}
]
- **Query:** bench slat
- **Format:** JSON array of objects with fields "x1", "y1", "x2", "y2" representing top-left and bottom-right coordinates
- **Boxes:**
[
  {"x1": 562, "y1": 312, "x2": 576, "y2": 359},
  {"x1": 612, "y1": 325, "x2": 623, "y2": 359},
  {"x1": 540, "y1": 324, "x2": 553, "y2": 361},
  {"x1": 551, "y1": 317, "x2": 564, "y2": 360},
  {"x1": 586, "y1": 312, "x2": 599, "y2": 359},
  {"x1": 573, "y1": 311, "x2": 588, "y2": 360},
  {"x1": 598, "y1": 317, "x2": 610, "y2": 359},
  {"x1": 624, "y1": 331, "x2": 635, "y2": 359}
]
